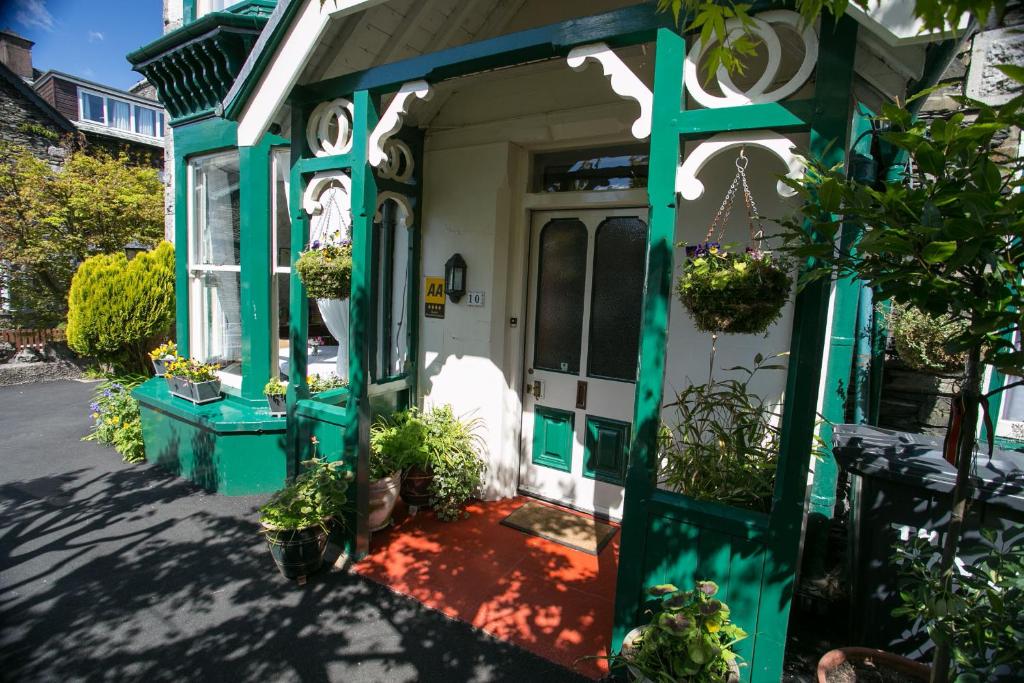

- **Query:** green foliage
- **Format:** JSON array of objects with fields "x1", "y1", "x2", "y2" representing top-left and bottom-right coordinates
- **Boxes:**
[
  {"x1": 892, "y1": 532, "x2": 1024, "y2": 681},
  {"x1": 422, "y1": 405, "x2": 487, "y2": 522},
  {"x1": 295, "y1": 243, "x2": 353, "y2": 300},
  {"x1": 165, "y1": 358, "x2": 219, "y2": 383},
  {"x1": 370, "y1": 410, "x2": 429, "y2": 480},
  {"x1": 259, "y1": 446, "x2": 353, "y2": 531},
  {"x1": 885, "y1": 301, "x2": 968, "y2": 374},
  {"x1": 264, "y1": 377, "x2": 287, "y2": 396},
  {"x1": 17, "y1": 122, "x2": 60, "y2": 141},
  {"x1": 613, "y1": 581, "x2": 747, "y2": 682},
  {"x1": 66, "y1": 242, "x2": 175, "y2": 374},
  {"x1": 659, "y1": 353, "x2": 786, "y2": 513},
  {"x1": 84, "y1": 375, "x2": 148, "y2": 464},
  {"x1": 149, "y1": 341, "x2": 178, "y2": 361},
  {"x1": 308, "y1": 373, "x2": 347, "y2": 393},
  {"x1": 0, "y1": 143, "x2": 164, "y2": 327},
  {"x1": 677, "y1": 244, "x2": 791, "y2": 335},
  {"x1": 779, "y1": 93, "x2": 1023, "y2": 378}
]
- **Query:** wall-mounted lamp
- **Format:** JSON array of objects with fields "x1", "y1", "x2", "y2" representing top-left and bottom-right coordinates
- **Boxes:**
[
  {"x1": 124, "y1": 241, "x2": 149, "y2": 260},
  {"x1": 445, "y1": 253, "x2": 467, "y2": 303}
]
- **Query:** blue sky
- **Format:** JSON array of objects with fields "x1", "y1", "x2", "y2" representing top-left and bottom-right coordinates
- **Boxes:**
[{"x1": 0, "y1": 0, "x2": 163, "y2": 90}]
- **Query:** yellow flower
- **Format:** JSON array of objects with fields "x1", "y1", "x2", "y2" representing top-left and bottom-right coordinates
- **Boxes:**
[
  {"x1": 733, "y1": 261, "x2": 747, "y2": 272},
  {"x1": 706, "y1": 622, "x2": 720, "y2": 633},
  {"x1": 91, "y1": 413, "x2": 99, "y2": 419},
  {"x1": 708, "y1": 245, "x2": 719, "y2": 254}
]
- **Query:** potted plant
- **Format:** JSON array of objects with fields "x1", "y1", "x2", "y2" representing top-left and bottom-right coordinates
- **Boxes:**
[
  {"x1": 369, "y1": 414, "x2": 427, "y2": 531},
  {"x1": 422, "y1": 404, "x2": 486, "y2": 521},
  {"x1": 308, "y1": 373, "x2": 347, "y2": 394},
  {"x1": 164, "y1": 358, "x2": 221, "y2": 404},
  {"x1": 602, "y1": 581, "x2": 745, "y2": 682},
  {"x1": 149, "y1": 341, "x2": 178, "y2": 376},
  {"x1": 816, "y1": 648, "x2": 931, "y2": 683},
  {"x1": 295, "y1": 240, "x2": 353, "y2": 300},
  {"x1": 883, "y1": 302, "x2": 968, "y2": 375},
  {"x1": 259, "y1": 438, "x2": 353, "y2": 580},
  {"x1": 264, "y1": 377, "x2": 287, "y2": 416},
  {"x1": 677, "y1": 243, "x2": 791, "y2": 335}
]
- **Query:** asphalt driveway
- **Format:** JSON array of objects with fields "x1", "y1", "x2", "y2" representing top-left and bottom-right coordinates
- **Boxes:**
[{"x1": 0, "y1": 380, "x2": 590, "y2": 682}]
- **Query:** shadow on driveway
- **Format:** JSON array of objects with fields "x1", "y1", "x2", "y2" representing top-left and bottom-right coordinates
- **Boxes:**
[{"x1": 0, "y1": 381, "x2": 590, "y2": 682}]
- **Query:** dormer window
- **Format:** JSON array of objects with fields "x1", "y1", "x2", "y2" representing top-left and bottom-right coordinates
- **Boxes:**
[{"x1": 77, "y1": 87, "x2": 164, "y2": 140}]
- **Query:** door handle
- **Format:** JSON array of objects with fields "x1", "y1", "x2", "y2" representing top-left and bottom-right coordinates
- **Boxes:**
[
  {"x1": 576, "y1": 381, "x2": 587, "y2": 410},
  {"x1": 529, "y1": 379, "x2": 545, "y2": 399}
]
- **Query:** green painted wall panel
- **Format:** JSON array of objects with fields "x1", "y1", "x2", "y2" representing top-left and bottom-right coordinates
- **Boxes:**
[
  {"x1": 532, "y1": 407, "x2": 574, "y2": 473},
  {"x1": 583, "y1": 415, "x2": 629, "y2": 485}
]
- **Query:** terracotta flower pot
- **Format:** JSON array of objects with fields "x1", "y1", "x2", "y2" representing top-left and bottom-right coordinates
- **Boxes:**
[
  {"x1": 400, "y1": 465, "x2": 434, "y2": 507},
  {"x1": 368, "y1": 471, "x2": 401, "y2": 531},
  {"x1": 817, "y1": 647, "x2": 931, "y2": 683}
]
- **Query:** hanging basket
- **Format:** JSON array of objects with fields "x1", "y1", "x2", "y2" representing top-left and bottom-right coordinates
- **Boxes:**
[
  {"x1": 677, "y1": 150, "x2": 792, "y2": 336},
  {"x1": 295, "y1": 242, "x2": 353, "y2": 300}
]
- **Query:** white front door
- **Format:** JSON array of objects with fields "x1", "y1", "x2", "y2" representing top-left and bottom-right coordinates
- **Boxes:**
[{"x1": 519, "y1": 208, "x2": 649, "y2": 520}]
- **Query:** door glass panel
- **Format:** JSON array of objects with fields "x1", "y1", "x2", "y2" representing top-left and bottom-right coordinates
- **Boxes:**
[
  {"x1": 534, "y1": 218, "x2": 587, "y2": 374},
  {"x1": 588, "y1": 216, "x2": 647, "y2": 381}
]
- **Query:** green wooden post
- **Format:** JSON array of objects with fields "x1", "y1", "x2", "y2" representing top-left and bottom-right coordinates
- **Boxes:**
[
  {"x1": 286, "y1": 104, "x2": 312, "y2": 478},
  {"x1": 239, "y1": 142, "x2": 271, "y2": 399},
  {"x1": 173, "y1": 154, "x2": 190, "y2": 356},
  {"x1": 345, "y1": 89, "x2": 379, "y2": 555},
  {"x1": 613, "y1": 25, "x2": 685, "y2": 650},
  {"x1": 751, "y1": 16, "x2": 859, "y2": 680}
]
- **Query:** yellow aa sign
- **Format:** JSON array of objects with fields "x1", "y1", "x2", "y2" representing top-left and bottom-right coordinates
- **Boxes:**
[{"x1": 424, "y1": 276, "x2": 445, "y2": 319}]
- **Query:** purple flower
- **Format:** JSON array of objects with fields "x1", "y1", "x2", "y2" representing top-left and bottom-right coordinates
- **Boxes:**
[
  {"x1": 699, "y1": 599, "x2": 722, "y2": 616},
  {"x1": 111, "y1": 383, "x2": 123, "y2": 390},
  {"x1": 697, "y1": 581, "x2": 718, "y2": 597},
  {"x1": 311, "y1": 240, "x2": 321, "y2": 250},
  {"x1": 648, "y1": 583, "x2": 678, "y2": 597},
  {"x1": 89, "y1": 402, "x2": 100, "y2": 412},
  {"x1": 102, "y1": 389, "x2": 112, "y2": 398}
]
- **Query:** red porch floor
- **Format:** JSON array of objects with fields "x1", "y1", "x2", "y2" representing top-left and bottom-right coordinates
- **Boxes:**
[{"x1": 352, "y1": 496, "x2": 619, "y2": 679}]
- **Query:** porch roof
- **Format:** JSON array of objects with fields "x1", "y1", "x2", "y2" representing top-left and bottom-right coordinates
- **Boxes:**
[{"x1": 224, "y1": 0, "x2": 967, "y2": 147}]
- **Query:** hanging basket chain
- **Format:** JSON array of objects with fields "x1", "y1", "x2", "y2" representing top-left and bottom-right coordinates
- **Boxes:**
[{"x1": 702, "y1": 148, "x2": 765, "y2": 252}]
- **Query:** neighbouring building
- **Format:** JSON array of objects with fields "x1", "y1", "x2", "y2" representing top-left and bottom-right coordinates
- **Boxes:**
[{"x1": 126, "y1": 2, "x2": 984, "y2": 680}]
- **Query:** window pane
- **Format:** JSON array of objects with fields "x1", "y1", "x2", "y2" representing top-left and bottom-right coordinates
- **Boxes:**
[
  {"x1": 588, "y1": 217, "x2": 647, "y2": 381},
  {"x1": 191, "y1": 152, "x2": 240, "y2": 267},
  {"x1": 1003, "y1": 386, "x2": 1024, "y2": 423},
  {"x1": 81, "y1": 92, "x2": 104, "y2": 123},
  {"x1": 109, "y1": 99, "x2": 131, "y2": 130},
  {"x1": 534, "y1": 144, "x2": 649, "y2": 193},
  {"x1": 534, "y1": 218, "x2": 587, "y2": 374},
  {"x1": 194, "y1": 270, "x2": 242, "y2": 368},
  {"x1": 134, "y1": 106, "x2": 156, "y2": 136},
  {"x1": 156, "y1": 112, "x2": 164, "y2": 137},
  {"x1": 272, "y1": 149, "x2": 291, "y2": 270}
]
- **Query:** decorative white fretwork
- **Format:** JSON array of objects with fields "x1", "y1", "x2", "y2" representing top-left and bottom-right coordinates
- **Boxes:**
[
  {"x1": 675, "y1": 130, "x2": 802, "y2": 200},
  {"x1": 378, "y1": 139, "x2": 415, "y2": 183},
  {"x1": 306, "y1": 98, "x2": 354, "y2": 157},
  {"x1": 566, "y1": 42, "x2": 653, "y2": 139},
  {"x1": 375, "y1": 191, "x2": 414, "y2": 229},
  {"x1": 368, "y1": 80, "x2": 432, "y2": 167},
  {"x1": 684, "y1": 10, "x2": 818, "y2": 109},
  {"x1": 303, "y1": 171, "x2": 351, "y2": 218}
]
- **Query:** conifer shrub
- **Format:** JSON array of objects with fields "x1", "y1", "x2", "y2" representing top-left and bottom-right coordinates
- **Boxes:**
[{"x1": 66, "y1": 241, "x2": 175, "y2": 374}]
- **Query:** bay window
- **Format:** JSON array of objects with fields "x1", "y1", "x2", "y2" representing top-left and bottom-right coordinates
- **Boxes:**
[
  {"x1": 77, "y1": 87, "x2": 164, "y2": 140},
  {"x1": 188, "y1": 150, "x2": 242, "y2": 381}
]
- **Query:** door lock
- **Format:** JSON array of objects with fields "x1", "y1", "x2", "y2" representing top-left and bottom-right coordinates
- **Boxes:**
[
  {"x1": 529, "y1": 379, "x2": 545, "y2": 399},
  {"x1": 576, "y1": 381, "x2": 588, "y2": 409}
]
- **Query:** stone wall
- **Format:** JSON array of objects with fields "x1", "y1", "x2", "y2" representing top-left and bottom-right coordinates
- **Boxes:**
[
  {"x1": 0, "y1": 76, "x2": 68, "y2": 166},
  {"x1": 878, "y1": 358, "x2": 958, "y2": 436}
]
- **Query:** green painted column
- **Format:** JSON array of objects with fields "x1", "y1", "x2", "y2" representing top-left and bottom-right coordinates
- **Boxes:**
[
  {"x1": 238, "y1": 144, "x2": 273, "y2": 399},
  {"x1": 751, "y1": 16, "x2": 859, "y2": 681},
  {"x1": 613, "y1": 25, "x2": 685, "y2": 651},
  {"x1": 173, "y1": 155, "x2": 190, "y2": 356}
]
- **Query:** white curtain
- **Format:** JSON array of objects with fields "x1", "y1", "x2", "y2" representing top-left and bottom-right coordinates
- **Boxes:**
[{"x1": 109, "y1": 99, "x2": 131, "y2": 131}]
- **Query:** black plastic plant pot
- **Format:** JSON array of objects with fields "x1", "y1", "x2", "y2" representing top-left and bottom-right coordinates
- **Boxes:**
[
  {"x1": 263, "y1": 525, "x2": 329, "y2": 580},
  {"x1": 266, "y1": 393, "x2": 286, "y2": 416}
]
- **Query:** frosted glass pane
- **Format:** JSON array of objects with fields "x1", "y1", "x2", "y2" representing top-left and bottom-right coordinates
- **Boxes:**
[
  {"x1": 588, "y1": 216, "x2": 647, "y2": 381},
  {"x1": 534, "y1": 219, "x2": 587, "y2": 374}
]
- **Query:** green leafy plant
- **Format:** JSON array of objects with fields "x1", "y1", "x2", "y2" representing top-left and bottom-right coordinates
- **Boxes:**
[
  {"x1": 149, "y1": 341, "x2": 178, "y2": 361},
  {"x1": 308, "y1": 373, "x2": 347, "y2": 393},
  {"x1": 677, "y1": 243, "x2": 792, "y2": 335},
  {"x1": 259, "y1": 442, "x2": 353, "y2": 532},
  {"x1": 659, "y1": 353, "x2": 786, "y2": 513},
  {"x1": 17, "y1": 122, "x2": 60, "y2": 141},
  {"x1": 295, "y1": 242, "x2": 353, "y2": 300},
  {"x1": 165, "y1": 358, "x2": 219, "y2": 383},
  {"x1": 778, "y1": 79, "x2": 1024, "y2": 681},
  {"x1": 892, "y1": 531, "x2": 1024, "y2": 682},
  {"x1": 884, "y1": 302, "x2": 968, "y2": 374},
  {"x1": 422, "y1": 405, "x2": 486, "y2": 521},
  {"x1": 609, "y1": 580, "x2": 747, "y2": 682},
  {"x1": 84, "y1": 375, "x2": 148, "y2": 464},
  {"x1": 264, "y1": 377, "x2": 287, "y2": 397},
  {"x1": 66, "y1": 241, "x2": 175, "y2": 374},
  {"x1": 370, "y1": 410, "x2": 429, "y2": 481}
]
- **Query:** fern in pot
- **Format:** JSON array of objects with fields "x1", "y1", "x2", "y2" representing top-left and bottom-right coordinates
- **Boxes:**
[
  {"x1": 422, "y1": 405, "x2": 486, "y2": 522},
  {"x1": 259, "y1": 438, "x2": 353, "y2": 581}
]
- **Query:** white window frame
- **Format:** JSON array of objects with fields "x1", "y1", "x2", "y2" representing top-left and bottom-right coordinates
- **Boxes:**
[
  {"x1": 993, "y1": 331, "x2": 1024, "y2": 440},
  {"x1": 77, "y1": 86, "x2": 164, "y2": 140},
  {"x1": 187, "y1": 150, "x2": 242, "y2": 388}
]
